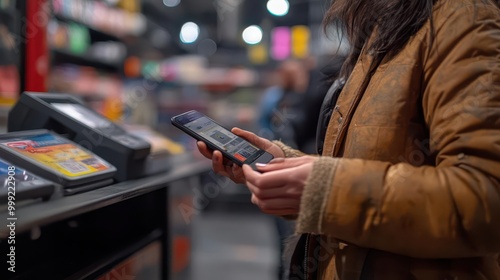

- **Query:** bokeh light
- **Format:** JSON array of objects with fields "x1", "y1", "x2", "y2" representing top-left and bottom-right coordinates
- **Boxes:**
[
  {"x1": 267, "y1": 0, "x2": 289, "y2": 17},
  {"x1": 163, "y1": 0, "x2": 181, "y2": 8},
  {"x1": 180, "y1": 22, "x2": 200, "y2": 44},
  {"x1": 242, "y1": 25, "x2": 263, "y2": 45}
]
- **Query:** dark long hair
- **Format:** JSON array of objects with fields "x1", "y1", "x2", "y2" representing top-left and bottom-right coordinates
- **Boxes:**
[
  {"x1": 324, "y1": 0, "x2": 435, "y2": 79},
  {"x1": 325, "y1": 0, "x2": 500, "y2": 80}
]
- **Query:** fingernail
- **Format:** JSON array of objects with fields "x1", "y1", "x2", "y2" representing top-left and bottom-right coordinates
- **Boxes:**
[{"x1": 255, "y1": 163, "x2": 267, "y2": 167}]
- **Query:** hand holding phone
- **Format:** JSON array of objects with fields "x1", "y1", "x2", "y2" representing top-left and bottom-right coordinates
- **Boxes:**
[{"x1": 171, "y1": 110, "x2": 276, "y2": 171}]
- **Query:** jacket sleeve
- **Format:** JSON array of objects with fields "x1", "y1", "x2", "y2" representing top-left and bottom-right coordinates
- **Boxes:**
[{"x1": 296, "y1": 3, "x2": 500, "y2": 258}]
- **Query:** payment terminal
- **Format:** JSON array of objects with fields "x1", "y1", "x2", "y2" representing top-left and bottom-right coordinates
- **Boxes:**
[
  {"x1": 0, "y1": 130, "x2": 116, "y2": 195},
  {"x1": 0, "y1": 158, "x2": 55, "y2": 203},
  {"x1": 8, "y1": 92, "x2": 163, "y2": 182}
]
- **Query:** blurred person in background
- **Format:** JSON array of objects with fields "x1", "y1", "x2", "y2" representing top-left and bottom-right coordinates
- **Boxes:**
[
  {"x1": 258, "y1": 59, "x2": 309, "y2": 149},
  {"x1": 199, "y1": 0, "x2": 500, "y2": 279}
]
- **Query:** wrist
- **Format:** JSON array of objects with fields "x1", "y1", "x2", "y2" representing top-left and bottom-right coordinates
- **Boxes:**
[{"x1": 272, "y1": 140, "x2": 306, "y2": 158}]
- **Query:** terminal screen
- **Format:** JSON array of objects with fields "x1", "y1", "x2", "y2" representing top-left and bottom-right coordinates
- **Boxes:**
[{"x1": 51, "y1": 103, "x2": 113, "y2": 129}]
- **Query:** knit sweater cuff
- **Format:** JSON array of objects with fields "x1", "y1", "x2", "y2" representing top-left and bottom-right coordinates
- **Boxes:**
[
  {"x1": 272, "y1": 140, "x2": 306, "y2": 158},
  {"x1": 296, "y1": 157, "x2": 339, "y2": 234}
]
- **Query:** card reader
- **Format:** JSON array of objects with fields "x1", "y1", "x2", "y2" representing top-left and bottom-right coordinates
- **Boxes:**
[
  {"x1": 7, "y1": 92, "x2": 166, "y2": 182},
  {"x1": 0, "y1": 130, "x2": 116, "y2": 195},
  {"x1": 0, "y1": 158, "x2": 55, "y2": 203}
]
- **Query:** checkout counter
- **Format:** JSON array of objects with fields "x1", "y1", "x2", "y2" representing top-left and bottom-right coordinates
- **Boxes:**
[{"x1": 0, "y1": 93, "x2": 211, "y2": 280}]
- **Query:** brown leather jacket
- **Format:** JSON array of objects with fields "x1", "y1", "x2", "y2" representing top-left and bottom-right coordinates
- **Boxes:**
[{"x1": 276, "y1": 0, "x2": 500, "y2": 279}]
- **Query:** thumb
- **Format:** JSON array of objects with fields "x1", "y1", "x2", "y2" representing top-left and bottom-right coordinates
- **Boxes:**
[{"x1": 232, "y1": 127, "x2": 267, "y2": 149}]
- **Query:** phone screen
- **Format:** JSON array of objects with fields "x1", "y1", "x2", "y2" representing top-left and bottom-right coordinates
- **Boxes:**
[{"x1": 176, "y1": 111, "x2": 261, "y2": 163}]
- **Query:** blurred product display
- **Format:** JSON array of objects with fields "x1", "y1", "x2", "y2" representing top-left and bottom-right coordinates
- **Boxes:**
[
  {"x1": 52, "y1": 0, "x2": 146, "y2": 36},
  {"x1": 48, "y1": 0, "x2": 132, "y2": 120},
  {"x1": 48, "y1": 65, "x2": 123, "y2": 120},
  {"x1": 124, "y1": 124, "x2": 185, "y2": 155}
]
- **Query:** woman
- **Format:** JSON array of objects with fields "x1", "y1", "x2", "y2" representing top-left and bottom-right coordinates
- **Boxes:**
[{"x1": 198, "y1": 0, "x2": 500, "y2": 278}]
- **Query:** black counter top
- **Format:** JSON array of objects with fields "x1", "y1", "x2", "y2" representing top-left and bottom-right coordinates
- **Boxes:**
[{"x1": 0, "y1": 155, "x2": 211, "y2": 237}]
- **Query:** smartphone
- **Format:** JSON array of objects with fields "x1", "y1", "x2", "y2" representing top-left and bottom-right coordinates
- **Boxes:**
[{"x1": 171, "y1": 110, "x2": 274, "y2": 169}]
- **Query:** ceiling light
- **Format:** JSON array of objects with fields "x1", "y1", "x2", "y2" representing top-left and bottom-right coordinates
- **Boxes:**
[
  {"x1": 242, "y1": 25, "x2": 263, "y2": 45},
  {"x1": 267, "y1": 0, "x2": 289, "y2": 17},
  {"x1": 180, "y1": 22, "x2": 200, "y2": 44},
  {"x1": 163, "y1": 0, "x2": 181, "y2": 7}
]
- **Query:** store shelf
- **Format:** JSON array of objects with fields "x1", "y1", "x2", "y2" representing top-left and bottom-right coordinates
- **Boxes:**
[
  {"x1": 52, "y1": 48, "x2": 122, "y2": 72},
  {"x1": 53, "y1": 14, "x2": 122, "y2": 43}
]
